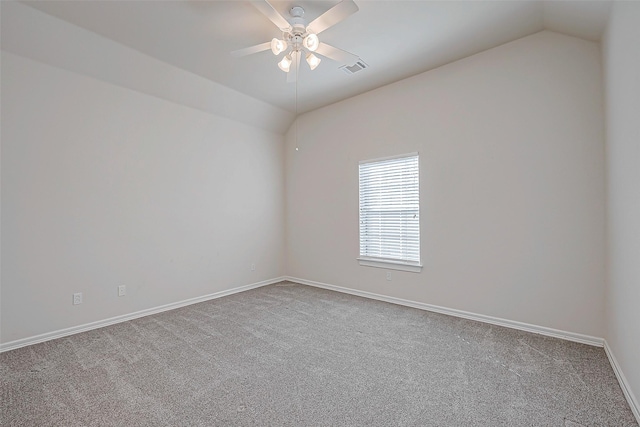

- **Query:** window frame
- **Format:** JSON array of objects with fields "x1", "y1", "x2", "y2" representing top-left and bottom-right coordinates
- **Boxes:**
[{"x1": 357, "y1": 152, "x2": 422, "y2": 273}]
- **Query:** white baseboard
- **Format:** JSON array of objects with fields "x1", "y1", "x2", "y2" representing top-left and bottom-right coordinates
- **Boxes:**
[
  {"x1": 0, "y1": 276, "x2": 286, "y2": 353},
  {"x1": 285, "y1": 276, "x2": 604, "y2": 347},
  {"x1": 285, "y1": 276, "x2": 640, "y2": 421},
  {"x1": 3, "y1": 274, "x2": 637, "y2": 423},
  {"x1": 604, "y1": 340, "x2": 640, "y2": 424}
]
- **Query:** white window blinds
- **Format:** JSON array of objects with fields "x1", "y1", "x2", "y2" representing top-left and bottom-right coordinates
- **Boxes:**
[{"x1": 359, "y1": 153, "x2": 420, "y2": 265}]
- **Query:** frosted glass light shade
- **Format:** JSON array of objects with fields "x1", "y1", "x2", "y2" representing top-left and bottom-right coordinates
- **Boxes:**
[
  {"x1": 306, "y1": 53, "x2": 321, "y2": 70},
  {"x1": 278, "y1": 54, "x2": 292, "y2": 72},
  {"x1": 270, "y1": 38, "x2": 287, "y2": 55},
  {"x1": 303, "y1": 33, "x2": 319, "y2": 52}
]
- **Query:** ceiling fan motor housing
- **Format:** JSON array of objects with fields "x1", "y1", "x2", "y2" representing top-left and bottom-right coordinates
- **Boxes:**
[
  {"x1": 284, "y1": 24, "x2": 307, "y2": 51},
  {"x1": 292, "y1": 24, "x2": 306, "y2": 36}
]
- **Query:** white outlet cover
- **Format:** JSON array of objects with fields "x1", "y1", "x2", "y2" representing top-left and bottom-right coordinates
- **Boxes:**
[
  {"x1": 118, "y1": 285, "x2": 126, "y2": 296},
  {"x1": 73, "y1": 292, "x2": 83, "y2": 305}
]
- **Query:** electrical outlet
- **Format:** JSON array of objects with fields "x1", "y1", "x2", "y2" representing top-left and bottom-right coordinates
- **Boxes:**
[
  {"x1": 251, "y1": 263, "x2": 256, "y2": 271},
  {"x1": 73, "y1": 292, "x2": 83, "y2": 305},
  {"x1": 118, "y1": 285, "x2": 126, "y2": 297},
  {"x1": 386, "y1": 272, "x2": 392, "y2": 281}
]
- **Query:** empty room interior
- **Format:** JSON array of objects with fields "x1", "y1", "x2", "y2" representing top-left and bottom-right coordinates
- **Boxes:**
[{"x1": 1, "y1": 0, "x2": 639, "y2": 425}]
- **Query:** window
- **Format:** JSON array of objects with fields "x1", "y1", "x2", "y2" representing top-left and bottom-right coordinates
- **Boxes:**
[{"x1": 358, "y1": 153, "x2": 421, "y2": 272}]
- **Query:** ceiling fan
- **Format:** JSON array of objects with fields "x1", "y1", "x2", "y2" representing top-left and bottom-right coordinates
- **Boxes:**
[{"x1": 231, "y1": 0, "x2": 361, "y2": 83}]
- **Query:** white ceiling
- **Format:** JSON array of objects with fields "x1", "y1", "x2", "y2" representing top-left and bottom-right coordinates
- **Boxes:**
[{"x1": 22, "y1": 0, "x2": 611, "y2": 114}]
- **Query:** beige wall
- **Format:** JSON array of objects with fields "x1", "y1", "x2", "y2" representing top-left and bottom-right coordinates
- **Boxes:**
[
  {"x1": 1, "y1": 51, "x2": 285, "y2": 344},
  {"x1": 603, "y1": 0, "x2": 640, "y2": 413},
  {"x1": 1, "y1": 5, "x2": 637, "y2": 414},
  {"x1": 285, "y1": 31, "x2": 606, "y2": 338}
]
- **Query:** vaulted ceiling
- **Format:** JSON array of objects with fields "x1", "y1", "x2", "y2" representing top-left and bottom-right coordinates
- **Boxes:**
[{"x1": 18, "y1": 1, "x2": 612, "y2": 114}]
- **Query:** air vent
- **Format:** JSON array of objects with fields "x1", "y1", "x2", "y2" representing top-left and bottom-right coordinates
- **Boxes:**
[{"x1": 340, "y1": 60, "x2": 369, "y2": 75}]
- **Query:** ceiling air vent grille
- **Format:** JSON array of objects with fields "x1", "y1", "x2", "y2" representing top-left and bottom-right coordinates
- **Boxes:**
[{"x1": 340, "y1": 60, "x2": 369, "y2": 75}]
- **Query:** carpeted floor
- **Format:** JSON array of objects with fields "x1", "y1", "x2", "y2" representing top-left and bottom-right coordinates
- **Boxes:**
[{"x1": 1, "y1": 282, "x2": 637, "y2": 426}]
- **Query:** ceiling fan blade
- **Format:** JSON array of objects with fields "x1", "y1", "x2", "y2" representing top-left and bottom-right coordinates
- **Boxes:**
[
  {"x1": 306, "y1": 0, "x2": 359, "y2": 35},
  {"x1": 252, "y1": 0, "x2": 292, "y2": 32},
  {"x1": 286, "y1": 51, "x2": 301, "y2": 84},
  {"x1": 231, "y1": 42, "x2": 271, "y2": 58},
  {"x1": 315, "y1": 42, "x2": 359, "y2": 66}
]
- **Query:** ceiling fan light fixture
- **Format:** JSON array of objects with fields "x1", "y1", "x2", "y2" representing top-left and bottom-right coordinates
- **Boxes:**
[
  {"x1": 270, "y1": 38, "x2": 287, "y2": 55},
  {"x1": 306, "y1": 53, "x2": 321, "y2": 70},
  {"x1": 236, "y1": 1, "x2": 362, "y2": 79},
  {"x1": 303, "y1": 33, "x2": 319, "y2": 52},
  {"x1": 278, "y1": 54, "x2": 292, "y2": 72}
]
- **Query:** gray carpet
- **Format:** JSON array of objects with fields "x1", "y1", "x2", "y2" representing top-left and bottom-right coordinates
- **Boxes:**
[{"x1": 1, "y1": 282, "x2": 637, "y2": 426}]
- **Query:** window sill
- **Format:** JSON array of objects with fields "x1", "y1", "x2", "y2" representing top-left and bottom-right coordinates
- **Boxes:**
[{"x1": 357, "y1": 257, "x2": 422, "y2": 273}]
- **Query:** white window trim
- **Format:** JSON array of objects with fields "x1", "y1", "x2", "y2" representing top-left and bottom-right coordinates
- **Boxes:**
[
  {"x1": 357, "y1": 256, "x2": 423, "y2": 273},
  {"x1": 358, "y1": 152, "x2": 421, "y2": 273},
  {"x1": 358, "y1": 152, "x2": 420, "y2": 165}
]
